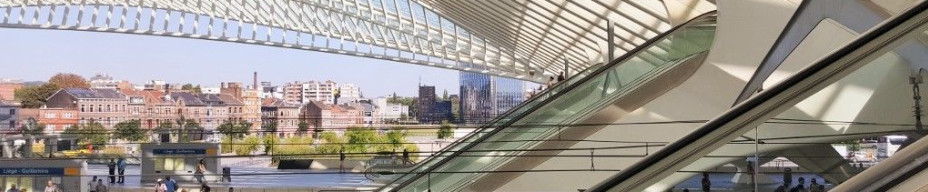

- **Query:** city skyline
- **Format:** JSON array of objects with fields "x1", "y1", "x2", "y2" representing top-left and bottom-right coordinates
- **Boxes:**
[{"x1": 0, "y1": 28, "x2": 460, "y2": 98}]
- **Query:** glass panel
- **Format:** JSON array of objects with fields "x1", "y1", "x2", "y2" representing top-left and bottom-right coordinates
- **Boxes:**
[
  {"x1": 19, "y1": 177, "x2": 32, "y2": 192},
  {"x1": 650, "y1": 18, "x2": 928, "y2": 192},
  {"x1": 385, "y1": 14, "x2": 718, "y2": 191}
]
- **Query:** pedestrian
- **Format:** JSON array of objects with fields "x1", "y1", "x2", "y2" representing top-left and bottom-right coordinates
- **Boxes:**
[
  {"x1": 746, "y1": 161, "x2": 756, "y2": 185},
  {"x1": 196, "y1": 159, "x2": 207, "y2": 183},
  {"x1": 790, "y1": 177, "x2": 805, "y2": 192},
  {"x1": 6, "y1": 184, "x2": 19, "y2": 192},
  {"x1": 557, "y1": 72, "x2": 566, "y2": 82},
  {"x1": 339, "y1": 150, "x2": 347, "y2": 173},
  {"x1": 164, "y1": 176, "x2": 177, "y2": 192},
  {"x1": 700, "y1": 172, "x2": 710, "y2": 192},
  {"x1": 774, "y1": 183, "x2": 788, "y2": 192},
  {"x1": 402, "y1": 149, "x2": 410, "y2": 164},
  {"x1": 117, "y1": 158, "x2": 126, "y2": 184},
  {"x1": 228, "y1": 187, "x2": 234, "y2": 192},
  {"x1": 200, "y1": 182, "x2": 211, "y2": 192},
  {"x1": 89, "y1": 176, "x2": 98, "y2": 192},
  {"x1": 95, "y1": 180, "x2": 107, "y2": 192},
  {"x1": 783, "y1": 168, "x2": 793, "y2": 187},
  {"x1": 107, "y1": 159, "x2": 116, "y2": 183},
  {"x1": 43, "y1": 180, "x2": 60, "y2": 192},
  {"x1": 155, "y1": 179, "x2": 166, "y2": 192},
  {"x1": 547, "y1": 76, "x2": 555, "y2": 88},
  {"x1": 809, "y1": 178, "x2": 823, "y2": 192}
]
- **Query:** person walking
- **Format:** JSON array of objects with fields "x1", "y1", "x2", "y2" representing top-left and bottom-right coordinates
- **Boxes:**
[
  {"x1": 155, "y1": 179, "x2": 166, "y2": 192},
  {"x1": 43, "y1": 180, "x2": 60, "y2": 192},
  {"x1": 199, "y1": 182, "x2": 211, "y2": 192},
  {"x1": 339, "y1": 150, "x2": 347, "y2": 173},
  {"x1": 88, "y1": 176, "x2": 98, "y2": 192},
  {"x1": 94, "y1": 180, "x2": 107, "y2": 192},
  {"x1": 402, "y1": 149, "x2": 410, "y2": 164},
  {"x1": 107, "y1": 159, "x2": 116, "y2": 184},
  {"x1": 700, "y1": 172, "x2": 710, "y2": 192},
  {"x1": 116, "y1": 158, "x2": 126, "y2": 184},
  {"x1": 196, "y1": 159, "x2": 207, "y2": 183},
  {"x1": 164, "y1": 176, "x2": 177, "y2": 192}
]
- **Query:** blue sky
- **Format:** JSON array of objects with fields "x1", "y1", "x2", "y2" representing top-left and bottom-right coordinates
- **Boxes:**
[{"x1": 0, "y1": 28, "x2": 460, "y2": 97}]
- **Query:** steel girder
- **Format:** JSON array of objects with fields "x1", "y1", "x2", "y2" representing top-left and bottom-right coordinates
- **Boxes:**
[{"x1": 0, "y1": 0, "x2": 541, "y2": 82}]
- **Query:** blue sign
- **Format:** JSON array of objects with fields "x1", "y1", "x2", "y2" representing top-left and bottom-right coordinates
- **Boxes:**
[
  {"x1": 153, "y1": 149, "x2": 206, "y2": 155},
  {"x1": 0, "y1": 168, "x2": 65, "y2": 175}
]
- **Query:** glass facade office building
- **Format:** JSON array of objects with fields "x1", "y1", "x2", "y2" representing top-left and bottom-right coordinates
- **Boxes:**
[{"x1": 460, "y1": 71, "x2": 525, "y2": 124}]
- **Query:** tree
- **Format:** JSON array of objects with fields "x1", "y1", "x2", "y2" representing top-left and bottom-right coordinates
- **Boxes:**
[
  {"x1": 385, "y1": 129, "x2": 407, "y2": 150},
  {"x1": 235, "y1": 135, "x2": 261, "y2": 156},
  {"x1": 14, "y1": 83, "x2": 60, "y2": 108},
  {"x1": 181, "y1": 84, "x2": 203, "y2": 94},
  {"x1": 80, "y1": 122, "x2": 109, "y2": 148},
  {"x1": 154, "y1": 121, "x2": 174, "y2": 142},
  {"x1": 218, "y1": 120, "x2": 251, "y2": 139},
  {"x1": 113, "y1": 120, "x2": 146, "y2": 142},
  {"x1": 48, "y1": 73, "x2": 90, "y2": 89},
  {"x1": 20, "y1": 118, "x2": 46, "y2": 136},
  {"x1": 263, "y1": 134, "x2": 279, "y2": 155},
  {"x1": 344, "y1": 127, "x2": 378, "y2": 153},
  {"x1": 183, "y1": 119, "x2": 204, "y2": 141},
  {"x1": 261, "y1": 120, "x2": 278, "y2": 135},
  {"x1": 297, "y1": 121, "x2": 309, "y2": 136},
  {"x1": 437, "y1": 121, "x2": 454, "y2": 139},
  {"x1": 316, "y1": 131, "x2": 346, "y2": 154}
]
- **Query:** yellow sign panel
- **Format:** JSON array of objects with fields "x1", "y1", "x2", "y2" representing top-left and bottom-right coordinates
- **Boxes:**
[
  {"x1": 206, "y1": 148, "x2": 218, "y2": 155},
  {"x1": 64, "y1": 168, "x2": 80, "y2": 176}
]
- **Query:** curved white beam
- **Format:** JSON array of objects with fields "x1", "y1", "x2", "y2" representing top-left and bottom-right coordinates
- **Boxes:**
[{"x1": 0, "y1": 0, "x2": 543, "y2": 82}]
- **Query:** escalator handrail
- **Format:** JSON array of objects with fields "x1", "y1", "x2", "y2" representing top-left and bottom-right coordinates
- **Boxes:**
[
  {"x1": 386, "y1": 55, "x2": 604, "y2": 174},
  {"x1": 386, "y1": 10, "x2": 719, "y2": 191},
  {"x1": 586, "y1": 1, "x2": 928, "y2": 191}
]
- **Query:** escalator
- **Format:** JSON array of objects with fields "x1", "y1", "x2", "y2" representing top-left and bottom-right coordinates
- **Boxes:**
[
  {"x1": 587, "y1": 1, "x2": 928, "y2": 191},
  {"x1": 380, "y1": 11, "x2": 719, "y2": 192}
]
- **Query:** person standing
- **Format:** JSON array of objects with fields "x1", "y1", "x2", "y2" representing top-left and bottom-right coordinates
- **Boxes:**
[
  {"x1": 94, "y1": 180, "x2": 107, "y2": 192},
  {"x1": 783, "y1": 168, "x2": 793, "y2": 187},
  {"x1": 196, "y1": 159, "x2": 207, "y2": 183},
  {"x1": 117, "y1": 158, "x2": 126, "y2": 184},
  {"x1": 6, "y1": 184, "x2": 19, "y2": 192},
  {"x1": 809, "y1": 178, "x2": 823, "y2": 192},
  {"x1": 700, "y1": 172, "x2": 710, "y2": 192},
  {"x1": 790, "y1": 177, "x2": 806, "y2": 192},
  {"x1": 107, "y1": 159, "x2": 116, "y2": 184},
  {"x1": 746, "y1": 161, "x2": 756, "y2": 186},
  {"x1": 557, "y1": 72, "x2": 566, "y2": 82},
  {"x1": 339, "y1": 150, "x2": 347, "y2": 173},
  {"x1": 43, "y1": 180, "x2": 60, "y2": 192}
]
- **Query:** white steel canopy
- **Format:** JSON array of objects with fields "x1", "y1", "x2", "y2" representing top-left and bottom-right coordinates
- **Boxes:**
[{"x1": 0, "y1": 0, "x2": 715, "y2": 82}]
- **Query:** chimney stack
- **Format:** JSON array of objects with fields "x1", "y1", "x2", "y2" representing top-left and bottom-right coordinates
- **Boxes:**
[{"x1": 253, "y1": 71, "x2": 258, "y2": 90}]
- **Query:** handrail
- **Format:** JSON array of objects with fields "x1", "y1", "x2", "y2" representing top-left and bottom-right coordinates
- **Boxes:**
[
  {"x1": 587, "y1": 1, "x2": 928, "y2": 191},
  {"x1": 383, "y1": 10, "x2": 719, "y2": 191},
  {"x1": 378, "y1": 51, "x2": 604, "y2": 183}
]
